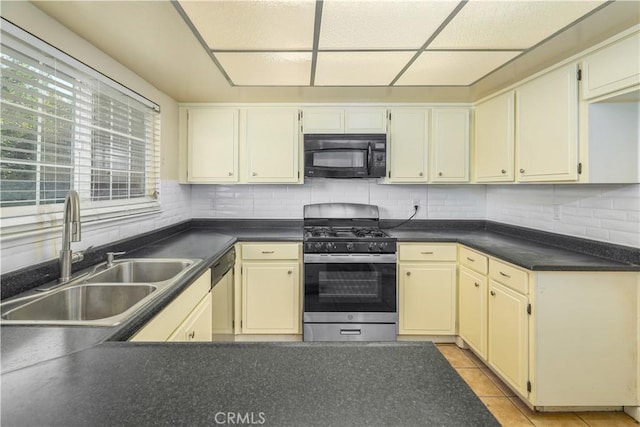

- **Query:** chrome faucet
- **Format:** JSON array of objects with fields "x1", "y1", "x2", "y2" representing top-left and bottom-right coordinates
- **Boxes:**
[{"x1": 59, "y1": 190, "x2": 83, "y2": 283}]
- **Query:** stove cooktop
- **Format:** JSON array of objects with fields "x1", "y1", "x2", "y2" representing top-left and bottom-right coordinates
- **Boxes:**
[{"x1": 303, "y1": 226, "x2": 396, "y2": 254}]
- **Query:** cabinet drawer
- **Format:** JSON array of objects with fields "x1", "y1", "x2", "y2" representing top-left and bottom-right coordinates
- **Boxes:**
[
  {"x1": 489, "y1": 259, "x2": 528, "y2": 295},
  {"x1": 242, "y1": 243, "x2": 299, "y2": 260},
  {"x1": 398, "y1": 244, "x2": 457, "y2": 262},
  {"x1": 459, "y1": 246, "x2": 488, "y2": 274}
]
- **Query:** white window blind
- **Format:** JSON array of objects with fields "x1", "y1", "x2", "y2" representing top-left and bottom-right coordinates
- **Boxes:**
[{"x1": 0, "y1": 19, "x2": 160, "y2": 233}]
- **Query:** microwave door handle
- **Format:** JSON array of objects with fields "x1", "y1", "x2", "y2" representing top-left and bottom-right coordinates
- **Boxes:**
[{"x1": 367, "y1": 145, "x2": 373, "y2": 175}]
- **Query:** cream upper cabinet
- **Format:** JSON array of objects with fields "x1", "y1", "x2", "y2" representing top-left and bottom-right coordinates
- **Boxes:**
[
  {"x1": 246, "y1": 108, "x2": 300, "y2": 183},
  {"x1": 474, "y1": 92, "x2": 515, "y2": 182},
  {"x1": 430, "y1": 108, "x2": 470, "y2": 182},
  {"x1": 302, "y1": 107, "x2": 387, "y2": 133},
  {"x1": 344, "y1": 108, "x2": 387, "y2": 133},
  {"x1": 388, "y1": 108, "x2": 428, "y2": 182},
  {"x1": 397, "y1": 243, "x2": 457, "y2": 336},
  {"x1": 187, "y1": 108, "x2": 239, "y2": 183},
  {"x1": 516, "y1": 64, "x2": 579, "y2": 182},
  {"x1": 488, "y1": 279, "x2": 529, "y2": 397},
  {"x1": 582, "y1": 29, "x2": 640, "y2": 100},
  {"x1": 302, "y1": 108, "x2": 344, "y2": 133}
]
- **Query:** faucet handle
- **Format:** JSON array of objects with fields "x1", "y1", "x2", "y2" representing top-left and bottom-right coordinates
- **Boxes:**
[{"x1": 106, "y1": 251, "x2": 126, "y2": 266}]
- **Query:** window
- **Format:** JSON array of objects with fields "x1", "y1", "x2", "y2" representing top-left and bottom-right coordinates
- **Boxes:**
[{"x1": 0, "y1": 18, "x2": 160, "y2": 233}]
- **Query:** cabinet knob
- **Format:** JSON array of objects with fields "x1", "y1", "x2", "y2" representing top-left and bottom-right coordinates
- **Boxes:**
[
  {"x1": 419, "y1": 172, "x2": 423, "y2": 177},
  {"x1": 287, "y1": 270, "x2": 292, "y2": 275},
  {"x1": 228, "y1": 172, "x2": 233, "y2": 176},
  {"x1": 499, "y1": 271, "x2": 511, "y2": 279},
  {"x1": 474, "y1": 282, "x2": 480, "y2": 288},
  {"x1": 520, "y1": 168, "x2": 525, "y2": 174},
  {"x1": 438, "y1": 172, "x2": 443, "y2": 177},
  {"x1": 406, "y1": 271, "x2": 411, "y2": 276},
  {"x1": 188, "y1": 331, "x2": 195, "y2": 339},
  {"x1": 490, "y1": 291, "x2": 496, "y2": 296},
  {"x1": 501, "y1": 169, "x2": 506, "y2": 174},
  {"x1": 252, "y1": 172, "x2": 257, "y2": 176}
]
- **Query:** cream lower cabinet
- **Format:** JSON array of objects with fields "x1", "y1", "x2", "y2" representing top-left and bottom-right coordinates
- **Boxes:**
[
  {"x1": 398, "y1": 243, "x2": 457, "y2": 335},
  {"x1": 456, "y1": 247, "x2": 639, "y2": 409},
  {"x1": 168, "y1": 292, "x2": 212, "y2": 342},
  {"x1": 236, "y1": 243, "x2": 302, "y2": 336},
  {"x1": 130, "y1": 269, "x2": 212, "y2": 342}
]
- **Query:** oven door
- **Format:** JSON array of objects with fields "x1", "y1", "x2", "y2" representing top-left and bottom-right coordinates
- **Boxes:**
[
  {"x1": 304, "y1": 149, "x2": 370, "y2": 178},
  {"x1": 303, "y1": 254, "x2": 397, "y2": 321}
]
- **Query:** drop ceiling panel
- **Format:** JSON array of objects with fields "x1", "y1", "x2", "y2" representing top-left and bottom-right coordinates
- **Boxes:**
[
  {"x1": 315, "y1": 51, "x2": 415, "y2": 86},
  {"x1": 396, "y1": 51, "x2": 521, "y2": 86},
  {"x1": 178, "y1": 0, "x2": 316, "y2": 50},
  {"x1": 215, "y1": 52, "x2": 312, "y2": 86},
  {"x1": 430, "y1": 0, "x2": 607, "y2": 49},
  {"x1": 319, "y1": 0, "x2": 459, "y2": 49}
]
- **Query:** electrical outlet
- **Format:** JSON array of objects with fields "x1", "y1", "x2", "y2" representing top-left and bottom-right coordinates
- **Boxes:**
[{"x1": 553, "y1": 205, "x2": 561, "y2": 221}]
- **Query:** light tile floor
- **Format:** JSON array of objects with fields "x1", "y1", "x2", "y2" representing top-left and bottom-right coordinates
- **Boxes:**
[{"x1": 436, "y1": 344, "x2": 639, "y2": 427}]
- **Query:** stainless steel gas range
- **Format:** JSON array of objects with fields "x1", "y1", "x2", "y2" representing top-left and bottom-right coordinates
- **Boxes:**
[{"x1": 302, "y1": 203, "x2": 398, "y2": 342}]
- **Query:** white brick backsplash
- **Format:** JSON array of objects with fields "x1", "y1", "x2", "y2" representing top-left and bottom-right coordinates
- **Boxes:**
[
  {"x1": 487, "y1": 184, "x2": 640, "y2": 248},
  {"x1": 4, "y1": 180, "x2": 638, "y2": 274},
  {"x1": 1, "y1": 180, "x2": 192, "y2": 274}
]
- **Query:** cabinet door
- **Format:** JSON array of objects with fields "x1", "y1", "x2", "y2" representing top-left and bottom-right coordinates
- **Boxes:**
[
  {"x1": 242, "y1": 262, "x2": 300, "y2": 334},
  {"x1": 246, "y1": 108, "x2": 300, "y2": 183},
  {"x1": 474, "y1": 92, "x2": 514, "y2": 182},
  {"x1": 168, "y1": 293, "x2": 213, "y2": 342},
  {"x1": 345, "y1": 108, "x2": 387, "y2": 133},
  {"x1": 212, "y1": 271, "x2": 234, "y2": 336},
  {"x1": 398, "y1": 263, "x2": 456, "y2": 335},
  {"x1": 488, "y1": 280, "x2": 529, "y2": 396},
  {"x1": 302, "y1": 108, "x2": 344, "y2": 133},
  {"x1": 582, "y1": 31, "x2": 640, "y2": 100},
  {"x1": 431, "y1": 108, "x2": 470, "y2": 182},
  {"x1": 388, "y1": 108, "x2": 428, "y2": 182},
  {"x1": 516, "y1": 64, "x2": 578, "y2": 182},
  {"x1": 459, "y1": 267, "x2": 488, "y2": 359},
  {"x1": 187, "y1": 108, "x2": 238, "y2": 182}
]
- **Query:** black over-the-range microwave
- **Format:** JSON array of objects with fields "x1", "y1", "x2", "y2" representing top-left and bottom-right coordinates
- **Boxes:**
[{"x1": 303, "y1": 134, "x2": 387, "y2": 178}]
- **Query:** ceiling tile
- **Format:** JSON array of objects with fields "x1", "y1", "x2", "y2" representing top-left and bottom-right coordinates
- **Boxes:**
[
  {"x1": 315, "y1": 51, "x2": 415, "y2": 86},
  {"x1": 396, "y1": 51, "x2": 521, "y2": 86},
  {"x1": 319, "y1": 0, "x2": 459, "y2": 49},
  {"x1": 179, "y1": 0, "x2": 316, "y2": 50},
  {"x1": 215, "y1": 52, "x2": 312, "y2": 86},
  {"x1": 430, "y1": 0, "x2": 607, "y2": 49}
]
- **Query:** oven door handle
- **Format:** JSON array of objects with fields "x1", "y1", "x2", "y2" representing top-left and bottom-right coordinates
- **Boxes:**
[
  {"x1": 304, "y1": 254, "x2": 397, "y2": 264},
  {"x1": 367, "y1": 144, "x2": 373, "y2": 176}
]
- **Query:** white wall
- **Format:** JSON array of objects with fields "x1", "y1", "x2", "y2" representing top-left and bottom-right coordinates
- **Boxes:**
[
  {"x1": 191, "y1": 180, "x2": 487, "y2": 220},
  {"x1": 487, "y1": 184, "x2": 640, "y2": 247},
  {"x1": 0, "y1": 3, "x2": 192, "y2": 274}
]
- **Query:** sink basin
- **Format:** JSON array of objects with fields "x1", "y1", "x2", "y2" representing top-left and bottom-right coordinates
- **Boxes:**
[
  {"x1": 2, "y1": 284, "x2": 157, "y2": 322},
  {"x1": 0, "y1": 257, "x2": 202, "y2": 326},
  {"x1": 84, "y1": 259, "x2": 195, "y2": 283}
]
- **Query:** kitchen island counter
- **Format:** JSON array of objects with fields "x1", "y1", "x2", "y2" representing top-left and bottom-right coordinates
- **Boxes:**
[{"x1": 1, "y1": 341, "x2": 499, "y2": 427}]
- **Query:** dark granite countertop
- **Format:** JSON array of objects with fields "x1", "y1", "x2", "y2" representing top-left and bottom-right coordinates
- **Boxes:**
[
  {"x1": 1, "y1": 341, "x2": 499, "y2": 427},
  {"x1": 1, "y1": 219, "x2": 638, "y2": 425},
  {"x1": 389, "y1": 229, "x2": 640, "y2": 271}
]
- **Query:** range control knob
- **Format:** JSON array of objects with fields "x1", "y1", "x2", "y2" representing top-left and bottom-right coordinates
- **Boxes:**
[
  {"x1": 314, "y1": 242, "x2": 323, "y2": 251},
  {"x1": 346, "y1": 242, "x2": 355, "y2": 251},
  {"x1": 326, "y1": 242, "x2": 335, "y2": 251},
  {"x1": 368, "y1": 242, "x2": 377, "y2": 251},
  {"x1": 378, "y1": 242, "x2": 387, "y2": 251}
]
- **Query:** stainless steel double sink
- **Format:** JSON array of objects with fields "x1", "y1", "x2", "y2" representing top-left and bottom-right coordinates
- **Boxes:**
[{"x1": 0, "y1": 258, "x2": 202, "y2": 327}]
